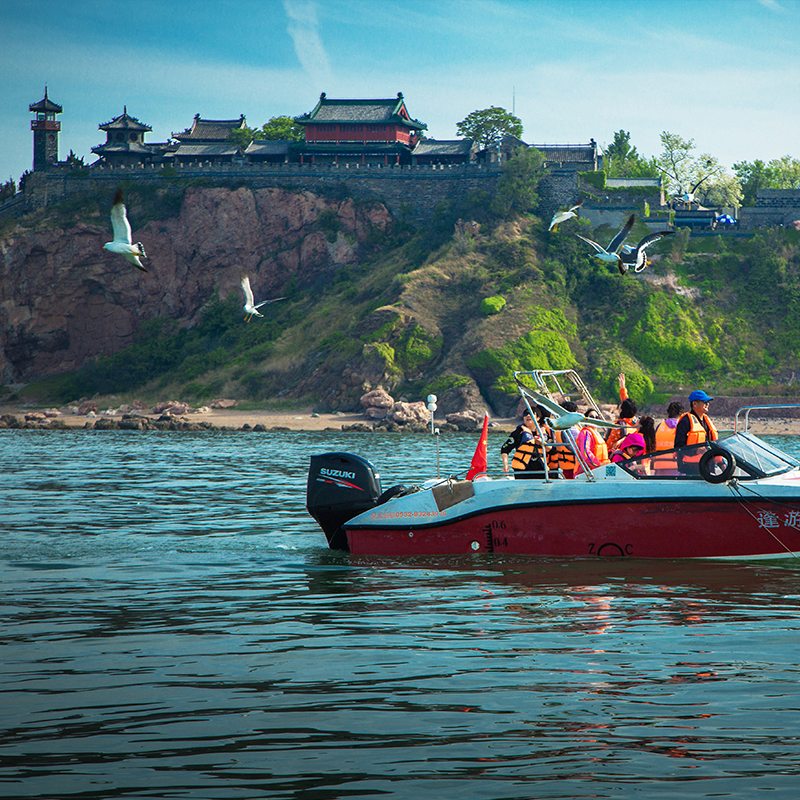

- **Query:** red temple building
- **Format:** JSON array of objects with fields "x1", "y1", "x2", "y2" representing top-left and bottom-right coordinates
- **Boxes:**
[{"x1": 294, "y1": 92, "x2": 427, "y2": 166}]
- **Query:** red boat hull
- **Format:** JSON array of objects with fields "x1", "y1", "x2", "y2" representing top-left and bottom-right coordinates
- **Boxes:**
[{"x1": 346, "y1": 498, "x2": 800, "y2": 558}]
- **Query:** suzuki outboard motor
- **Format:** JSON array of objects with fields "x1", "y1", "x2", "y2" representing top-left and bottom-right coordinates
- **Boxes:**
[{"x1": 307, "y1": 452, "x2": 382, "y2": 551}]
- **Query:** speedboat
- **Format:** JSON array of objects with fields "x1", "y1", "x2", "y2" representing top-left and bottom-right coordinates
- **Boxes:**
[{"x1": 306, "y1": 370, "x2": 800, "y2": 559}]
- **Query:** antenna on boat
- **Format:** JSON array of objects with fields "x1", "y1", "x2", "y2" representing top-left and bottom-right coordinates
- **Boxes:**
[{"x1": 427, "y1": 394, "x2": 440, "y2": 477}]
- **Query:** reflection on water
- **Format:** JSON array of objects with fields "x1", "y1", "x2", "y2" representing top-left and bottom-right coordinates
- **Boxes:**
[{"x1": 2, "y1": 430, "x2": 800, "y2": 798}]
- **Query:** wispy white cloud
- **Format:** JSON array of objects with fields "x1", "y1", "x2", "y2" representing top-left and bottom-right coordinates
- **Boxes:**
[
  {"x1": 282, "y1": 0, "x2": 333, "y2": 86},
  {"x1": 755, "y1": 0, "x2": 785, "y2": 11}
]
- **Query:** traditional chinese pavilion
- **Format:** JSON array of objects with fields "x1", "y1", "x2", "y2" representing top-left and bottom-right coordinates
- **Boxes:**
[
  {"x1": 294, "y1": 92, "x2": 427, "y2": 166},
  {"x1": 92, "y1": 107, "x2": 155, "y2": 166},
  {"x1": 29, "y1": 88, "x2": 62, "y2": 172},
  {"x1": 167, "y1": 114, "x2": 247, "y2": 163}
]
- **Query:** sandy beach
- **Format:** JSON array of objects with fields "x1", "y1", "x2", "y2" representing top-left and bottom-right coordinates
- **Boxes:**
[{"x1": 2, "y1": 404, "x2": 800, "y2": 436}]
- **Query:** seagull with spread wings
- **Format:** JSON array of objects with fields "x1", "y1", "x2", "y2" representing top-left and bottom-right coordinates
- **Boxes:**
[
  {"x1": 575, "y1": 214, "x2": 635, "y2": 274},
  {"x1": 241, "y1": 272, "x2": 286, "y2": 322},
  {"x1": 103, "y1": 189, "x2": 148, "y2": 272},
  {"x1": 619, "y1": 231, "x2": 675, "y2": 274},
  {"x1": 527, "y1": 391, "x2": 618, "y2": 431},
  {"x1": 548, "y1": 200, "x2": 583, "y2": 232}
]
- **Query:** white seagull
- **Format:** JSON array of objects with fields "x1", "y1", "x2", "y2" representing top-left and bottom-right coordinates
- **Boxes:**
[
  {"x1": 548, "y1": 200, "x2": 583, "y2": 232},
  {"x1": 575, "y1": 214, "x2": 635, "y2": 274},
  {"x1": 528, "y1": 391, "x2": 618, "y2": 431},
  {"x1": 619, "y1": 231, "x2": 675, "y2": 274},
  {"x1": 103, "y1": 189, "x2": 148, "y2": 272},
  {"x1": 241, "y1": 272, "x2": 286, "y2": 322}
]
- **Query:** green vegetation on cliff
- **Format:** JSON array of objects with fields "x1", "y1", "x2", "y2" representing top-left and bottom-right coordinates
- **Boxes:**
[{"x1": 8, "y1": 170, "x2": 800, "y2": 414}]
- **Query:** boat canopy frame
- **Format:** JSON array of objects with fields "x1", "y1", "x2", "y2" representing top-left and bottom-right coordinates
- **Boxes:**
[{"x1": 513, "y1": 369, "x2": 608, "y2": 482}]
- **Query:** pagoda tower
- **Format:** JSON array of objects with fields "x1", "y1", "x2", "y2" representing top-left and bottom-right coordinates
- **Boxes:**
[{"x1": 29, "y1": 87, "x2": 62, "y2": 171}]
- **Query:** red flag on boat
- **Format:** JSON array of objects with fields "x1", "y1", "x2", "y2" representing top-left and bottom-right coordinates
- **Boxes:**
[{"x1": 466, "y1": 413, "x2": 489, "y2": 480}]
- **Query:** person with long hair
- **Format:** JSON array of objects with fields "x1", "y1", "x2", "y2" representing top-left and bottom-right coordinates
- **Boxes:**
[{"x1": 637, "y1": 415, "x2": 657, "y2": 455}]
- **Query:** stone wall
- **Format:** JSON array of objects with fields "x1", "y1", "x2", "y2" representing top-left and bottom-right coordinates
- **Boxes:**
[
  {"x1": 736, "y1": 190, "x2": 800, "y2": 231},
  {"x1": 17, "y1": 161, "x2": 504, "y2": 224}
]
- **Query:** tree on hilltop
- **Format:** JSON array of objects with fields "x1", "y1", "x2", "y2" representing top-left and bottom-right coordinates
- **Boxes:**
[
  {"x1": 734, "y1": 156, "x2": 800, "y2": 206},
  {"x1": 456, "y1": 107, "x2": 523, "y2": 148},
  {"x1": 491, "y1": 146, "x2": 546, "y2": 217},
  {"x1": 604, "y1": 130, "x2": 659, "y2": 178},
  {"x1": 657, "y1": 131, "x2": 741, "y2": 208},
  {"x1": 228, "y1": 115, "x2": 304, "y2": 147}
]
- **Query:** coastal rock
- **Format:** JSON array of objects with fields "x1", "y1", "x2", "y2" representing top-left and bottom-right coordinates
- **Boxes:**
[
  {"x1": 77, "y1": 401, "x2": 98, "y2": 415},
  {"x1": 360, "y1": 387, "x2": 394, "y2": 409},
  {"x1": 390, "y1": 400, "x2": 429, "y2": 425},
  {"x1": 446, "y1": 410, "x2": 484, "y2": 431},
  {"x1": 118, "y1": 417, "x2": 145, "y2": 430},
  {"x1": 93, "y1": 418, "x2": 119, "y2": 430},
  {"x1": 153, "y1": 401, "x2": 191, "y2": 415},
  {"x1": 360, "y1": 387, "x2": 394, "y2": 419},
  {"x1": 0, "y1": 186, "x2": 391, "y2": 386},
  {"x1": 211, "y1": 398, "x2": 237, "y2": 409}
]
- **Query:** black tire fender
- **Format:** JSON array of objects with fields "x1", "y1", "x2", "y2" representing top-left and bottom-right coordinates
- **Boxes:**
[
  {"x1": 375, "y1": 484, "x2": 409, "y2": 506},
  {"x1": 698, "y1": 448, "x2": 736, "y2": 484}
]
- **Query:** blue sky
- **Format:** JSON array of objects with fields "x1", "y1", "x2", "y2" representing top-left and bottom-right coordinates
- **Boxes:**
[{"x1": 2, "y1": 0, "x2": 800, "y2": 185}]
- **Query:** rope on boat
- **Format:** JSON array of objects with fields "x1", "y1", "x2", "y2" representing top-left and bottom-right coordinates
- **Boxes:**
[{"x1": 727, "y1": 479, "x2": 800, "y2": 559}]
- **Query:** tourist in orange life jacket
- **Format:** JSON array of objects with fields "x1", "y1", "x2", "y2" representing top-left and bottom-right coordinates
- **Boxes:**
[
  {"x1": 605, "y1": 373, "x2": 638, "y2": 453},
  {"x1": 655, "y1": 402, "x2": 684, "y2": 451},
  {"x1": 674, "y1": 390, "x2": 718, "y2": 474},
  {"x1": 547, "y1": 401, "x2": 580, "y2": 478},
  {"x1": 501, "y1": 407, "x2": 549, "y2": 478},
  {"x1": 573, "y1": 408, "x2": 611, "y2": 476},
  {"x1": 674, "y1": 390, "x2": 718, "y2": 448}
]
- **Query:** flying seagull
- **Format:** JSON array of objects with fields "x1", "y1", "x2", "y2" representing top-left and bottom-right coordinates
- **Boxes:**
[
  {"x1": 241, "y1": 272, "x2": 286, "y2": 322},
  {"x1": 527, "y1": 390, "x2": 618, "y2": 431},
  {"x1": 619, "y1": 231, "x2": 675, "y2": 274},
  {"x1": 658, "y1": 167, "x2": 714, "y2": 206},
  {"x1": 575, "y1": 214, "x2": 635, "y2": 272},
  {"x1": 103, "y1": 189, "x2": 148, "y2": 272},
  {"x1": 548, "y1": 200, "x2": 583, "y2": 232}
]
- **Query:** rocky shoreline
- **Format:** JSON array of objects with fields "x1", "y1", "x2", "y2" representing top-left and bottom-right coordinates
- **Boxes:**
[
  {"x1": 3, "y1": 388, "x2": 800, "y2": 435},
  {"x1": 1, "y1": 404, "x2": 800, "y2": 436}
]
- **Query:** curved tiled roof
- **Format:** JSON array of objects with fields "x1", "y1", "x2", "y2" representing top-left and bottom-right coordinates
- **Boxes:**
[
  {"x1": 412, "y1": 139, "x2": 474, "y2": 156},
  {"x1": 99, "y1": 108, "x2": 151, "y2": 132},
  {"x1": 296, "y1": 93, "x2": 426, "y2": 131},
  {"x1": 29, "y1": 88, "x2": 62, "y2": 114},
  {"x1": 173, "y1": 115, "x2": 247, "y2": 141}
]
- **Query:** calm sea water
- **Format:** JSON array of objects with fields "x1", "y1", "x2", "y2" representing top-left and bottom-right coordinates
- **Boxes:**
[{"x1": 2, "y1": 429, "x2": 800, "y2": 800}]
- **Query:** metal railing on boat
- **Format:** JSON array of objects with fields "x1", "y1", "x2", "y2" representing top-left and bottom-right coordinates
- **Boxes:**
[{"x1": 734, "y1": 404, "x2": 800, "y2": 433}]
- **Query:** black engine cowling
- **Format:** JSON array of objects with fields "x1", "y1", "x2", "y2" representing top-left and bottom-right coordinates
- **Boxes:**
[{"x1": 307, "y1": 452, "x2": 382, "y2": 550}]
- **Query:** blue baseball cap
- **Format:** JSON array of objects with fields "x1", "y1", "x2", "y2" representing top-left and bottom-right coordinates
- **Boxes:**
[{"x1": 689, "y1": 390, "x2": 714, "y2": 403}]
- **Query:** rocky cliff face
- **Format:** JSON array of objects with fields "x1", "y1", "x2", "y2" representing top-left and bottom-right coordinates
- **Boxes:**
[{"x1": 0, "y1": 186, "x2": 391, "y2": 384}]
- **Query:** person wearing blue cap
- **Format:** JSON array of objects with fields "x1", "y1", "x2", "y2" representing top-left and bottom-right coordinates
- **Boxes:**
[{"x1": 674, "y1": 389, "x2": 718, "y2": 450}]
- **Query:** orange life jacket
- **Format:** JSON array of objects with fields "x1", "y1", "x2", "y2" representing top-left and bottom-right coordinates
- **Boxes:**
[
  {"x1": 511, "y1": 440, "x2": 544, "y2": 472},
  {"x1": 573, "y1": 426, "x2": 610, "y2": 476},
  {"x1": 605, "y1": 416, "x2": 637, "y2": 452},
  {"x1": 547, "y1": 430, "x2": 577, "y2": 474},
  {"x1": 582, "y1": 426, "x2": 609, "y2": 465},
  {"x1": 655, "y1": 420, "x2": 678, "y2": 451},
  {"x1": 678, "y1": 411, "x2": 718, "y2": 446}
]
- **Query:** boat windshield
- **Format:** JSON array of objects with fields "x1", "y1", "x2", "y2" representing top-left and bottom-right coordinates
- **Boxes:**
[
  {"x1": 720, "y1": 432, "x2": 800, "y2": 476},
  {"x1": 616, "y1": 434, "x2": 798, "y2": 480}
]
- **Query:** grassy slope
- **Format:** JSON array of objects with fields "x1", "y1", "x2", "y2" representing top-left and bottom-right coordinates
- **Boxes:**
[{"x1": 8, "y1": 190, "x2": 800, "y2": 412}]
